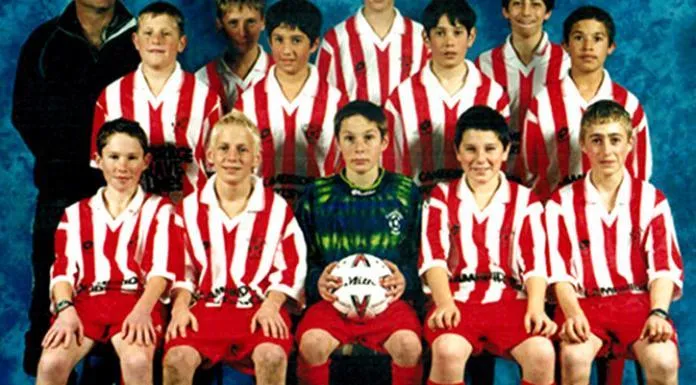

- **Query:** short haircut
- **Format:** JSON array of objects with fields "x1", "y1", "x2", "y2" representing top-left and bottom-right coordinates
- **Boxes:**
[
  {"x1": 209, "y1": 110, "x2": 262, "y2": 155},
  {"x1": 265, "y1": 0, "x2": 322, "y2": 42},
  {"x1": 422, "y1": 0, "x2": 477, "y2": 35},
  {"x1": 138, "y1": 1, "x2": 186, "y2": 35},
  {"x1": 96, "y1": 118, "x2": 149, "y2": 156},
  {"x1": 580, "y1": 100, "x2": 632, "y2": 143},
  {"x1": 454, "y1": 106, "x2": 510, "y2": 149},
  {"x1": 501, "y1": 0, "x2": 554, "y2": 11},
  {"x1": 563, "y1": 5, "x2": 615, "y2": 45},
  {"x1": 334, "y1": 100, "x2": 388, "y2": 139},
  {"x1": 215, "y1": 0, "x2": 265, "y2": 19}
]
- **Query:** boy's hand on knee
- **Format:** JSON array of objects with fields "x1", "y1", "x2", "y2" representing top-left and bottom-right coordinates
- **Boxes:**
[
  {"x1": 640, "y1": 315, "x2": 673, "y2": 343},
  {"x1": 427, "y1": 301, "x2": 461, "y2": 330},
  {"x1": 43, "y1": 307, "x2": 84, "y2": 349},
  {"x1": 524, "y1": 310, "x2": 558, "y2": 337},
  {"x1": 560, "y1": 313, "x2": 590, "y2": 344},
  {"x1": 166, "y1": 308, "x2": 199, "y2": 342}
]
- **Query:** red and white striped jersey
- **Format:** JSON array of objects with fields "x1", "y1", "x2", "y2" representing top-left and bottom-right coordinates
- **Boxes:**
[
  {"x1": 420, "y1": 174, "x2": 547, "y2": 304},
  {"x1": 171, "y1": 176, "x2": 308, "y2": 308},
  {"x1": 50, "y1": 188, "x2": 176, "y2": 297},
  {"x1": 546, "y1": 170, "x2": 683, "y2": 299},
  {"x1": 476, "y1": 32, "x2": 569, "y2": 177},
  {"x1": 521, "y1": 70, "x2": 652, "y2": 200},
  {"x1": 316, "y1": 7, "x2": 428, "y2": 106},
  {"x1": 234, "y1": 65, "x2": 347, "y2": 201},
  {"x1": 92, "y1": 63, "x2": 222, "y2": 196},
  {"x1": 195, "y1": 47, "x2": 273, "y2": 113},
  {"x1": 384, "y1": 61, "x2": 510, "y2": 188}
]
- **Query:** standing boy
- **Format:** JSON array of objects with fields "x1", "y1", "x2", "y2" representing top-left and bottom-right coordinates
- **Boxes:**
[
  {"x1": 521, "y1": 6, "x2": 651, "y2": 200},
  {"x1": 316, "y1": 0, "x2": 428, "y2": 106},
  {"x1": 195, "y1": 0, "x2": 273, "y2": 112},
  {"x1": 235, "y1": 0, "x2": 347, "y2": 203},
  {"x1": 92, "y1": 2, "x2": 222, "y2": 200},
  {"x1": 384, "y1": 0, "x2": 510, "y2": 191},
  {"x1": 476, "y1": 0, "x2": 569, "y2": 178}
]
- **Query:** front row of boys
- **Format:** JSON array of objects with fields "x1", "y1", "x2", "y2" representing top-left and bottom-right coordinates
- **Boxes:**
[{"x1": 37, "y1": 99, "x2": 682, "y2": 385}]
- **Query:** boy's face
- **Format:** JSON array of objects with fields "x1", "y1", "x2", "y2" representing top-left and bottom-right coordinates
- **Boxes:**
[
  {"x1": 503, "y1": 0, "x2": 550, "y2": 39},
  {"x1": 269, "y1": 25, "x2": 318, "y2": 77},
  {"x1": 455, "y1": 129, "x2": 509, "y2": 187},
  {"x1": 133, "y1": 14, "x2": 186, "y2": 71},
  {"x1": 564, "y1": 19, "x2": 615, "y2": 75},
  {"x1": 96, "y1": 133, "x2": 150, "y2": 195},
  {"x1": 217, "y1": 5, "x2": 265, "y2": 55},
  {"x1": 425, "y1": 15, "x2": 476, "y2": 70},
  {"x1": 581, "y1": 121, "x2": 632, "y2": 179},
  {"x1": 363, "y1": 0, "x2": 394, "y2": 13},
  {"x1": 76, "y1": 0, "x2": 116, "y2": 10},
  {"x1": 207, "y1": 124, "x2": 260, "y2": 186},
  {"x1": 337, "y1": 115, "x2": 388, "y2": 176}
]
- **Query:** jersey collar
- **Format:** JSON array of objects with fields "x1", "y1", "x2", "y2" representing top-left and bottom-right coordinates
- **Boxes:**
[
  {"x1": 200, "y1": 174, "x2": 266, "y2": 214},
  {"x1": 339, "y1": 168, "x2": 385, "y2": 196},
  {"x1": 457, "y1": 171, "x2": 512, "y2": 205},
  {"x1": 583, "y1": 168, "x2": 631, "y2": 206},
  {"x1": 563, "y1": 69, "x2": 614, "y2": 109}
]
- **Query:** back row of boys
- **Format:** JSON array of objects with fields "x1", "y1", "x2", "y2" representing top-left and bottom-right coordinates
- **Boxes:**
[
  {"x1": 91, "y1": 0, "x2": 650, "y2": 203},
  {"x1": 40, "y1": 1, "x2": 680, "y2": 385}
]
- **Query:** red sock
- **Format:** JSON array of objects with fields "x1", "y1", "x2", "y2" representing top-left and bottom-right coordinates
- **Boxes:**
[
  {"x1": 391, "y1": 362, "x2": 422, "y2": 385},
  {"x1": 521, "y1": 381, "x2": 556, "y2": 385},
  {"x1": 297, "y1": 357, "x2": 330, "y2": 385},
  {"x1": 426, "y1": 380, "x2": 464, "y2": 385}
]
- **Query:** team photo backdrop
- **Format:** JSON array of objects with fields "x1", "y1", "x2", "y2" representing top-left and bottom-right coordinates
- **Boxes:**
[{"x1": 1, "y1": 0, "x2": 694, "y2": 383}]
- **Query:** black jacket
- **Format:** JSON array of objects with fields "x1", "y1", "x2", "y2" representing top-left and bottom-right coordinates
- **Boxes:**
[{"x1": 12, "y1": 1, "x2": 140, "y2": 200}]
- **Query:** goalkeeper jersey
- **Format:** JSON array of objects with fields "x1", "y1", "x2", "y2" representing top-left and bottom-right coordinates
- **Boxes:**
[{"x1": 296, "y1": 169, "x2": 422, "y2": 306}]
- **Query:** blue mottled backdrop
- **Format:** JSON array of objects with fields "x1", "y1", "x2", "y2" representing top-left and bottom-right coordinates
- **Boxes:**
[{"x1": 1, "y1": 1, "x2": 694, "y2": 384}]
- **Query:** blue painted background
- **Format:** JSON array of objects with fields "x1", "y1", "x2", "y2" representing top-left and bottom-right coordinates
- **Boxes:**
[{"x1": 1, "y1": 1, "x2": 694, "y2": 384}]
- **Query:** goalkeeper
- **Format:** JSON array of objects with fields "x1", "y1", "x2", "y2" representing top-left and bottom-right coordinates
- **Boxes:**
[{"x1": 295, "y1": 100, "x2": 424, "y2": 385}]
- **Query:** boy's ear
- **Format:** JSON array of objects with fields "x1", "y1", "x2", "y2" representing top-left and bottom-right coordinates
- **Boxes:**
[
  {"x1": 215, "y1": 18, "x2": 223, "y2": 31},
  {"x1": 310, "y1": 37, "x2": 320, "y2": 54},
  {"x1": 607, "y1": 41, "x2": 616, "y2": 56},
  {"x1": 132, "y1": 31, "x2": 140, "y2": 50},
  {"x1": 422, "y1": 30, "x2": 431, "y2": 49},
  {"x1": 143, "y1": 153, "x2": 153, "y2": 168},
  {"x1": 467, "y1": 27, "x2": 477, "y2": 48},
  {"x1": 178, "y1": 35, "x2": 188, "y2": 53}
]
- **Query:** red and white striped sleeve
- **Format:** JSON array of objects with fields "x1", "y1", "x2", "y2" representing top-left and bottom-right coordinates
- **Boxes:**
[
  {"x1": 266, "y1": 203, "x2": 308, "y2": 302},
  {"x1": 419, "y1": 183, "x2": 451, "y2": 276},
  {"x1": 516, "y1": 193, "x2": 548, "y2": 284},
  {"x1": 90, "y1": 89, "x2": 109, "y2": 165},
  {"x1": 645, "y1": 192, "x2": 684, "y2": 298},
  {"x1": 140, "y1": 199, "x2": 177, "y2": 284},
  {"x1": 316, "y1": 29, "x2": 346, "y2": 96},
  {"x1": 521, "y1": 98, "x2": 551, "y2": 198},
  {"x1": 170, "y1": 206, "x2": 198, "y2": 294},
  {"x1": 545, "y1": 190, "x2": 579, "y2": 289},
  {"x1": 50, "y1": 209, "x2": 80, "y2": 294}
]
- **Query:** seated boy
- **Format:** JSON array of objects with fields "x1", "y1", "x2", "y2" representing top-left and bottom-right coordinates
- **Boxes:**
[
  {"x1": 476, "y1": 0, "x2": 569, "y2": 178},
  {"x1": 547, "y1": 100, "x2": 682, "y2": 385},
  {"x1": 195, "y1": 0, "x2": 273, "y2": 112},
  {"x1": 316, "y1": 0, "x2": 428, "y2": 105},
  {"x1": 295, "y1": 100, "x2": 423, "y2": 385},
  {"x1": 37, "y1": 119, "x2": 176, "y2": 385},
  {"x1": 521, "y1": 6, "x2": 651, "y2": 200},
  {"x1": 384, "y1": 0, "x2": 510, "y2": 190},
  {"x1": 92, "y1": 1, "x2": 222, "y2": 200},
  {"x1": 235, "y1": 0, "x2": 347, "y2": 203},
  {"x1": 420, "y1": 106, "x2": 556, "y2": 385},
  {"x1": 162, "y1": 111, "x2": 307, "y2": 385}
]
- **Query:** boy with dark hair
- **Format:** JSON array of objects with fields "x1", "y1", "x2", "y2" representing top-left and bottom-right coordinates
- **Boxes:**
[
  {"x1": 421, "y1": 106, "x2": 555, "y2": 385},
  {"x1": 92, "y1": 1, "x2": 222, "y2": 202},
  {"x1": 384, "y1": 0, "x2": 510, "y2": 190},
  {"x1": 547, "y1": 100, "x2": 682, "y2": 385},
  {"x1": 195, "y1": 0, "x2": 273, "y2": 112},
  {"x1": 316, "y1": 0, "x2": 429, "y2": 106},
  {"x1": 520, "y1": 5, "x2": 651, "y2": 201},
  {"x1": 295, "y1": 100, "x2": 423, "y2": 385},
  {"x1": 476, "y1": 0, "x2": 569, "y2": 179},
  {"x1": 235, "y1": 0, "x2": 347, "y2": 203}
]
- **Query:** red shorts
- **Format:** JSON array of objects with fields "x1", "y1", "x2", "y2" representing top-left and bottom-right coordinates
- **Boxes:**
[
  {"x1": 52, "y1": 292, "x2": 166, "y2": 344},
  {"x1": 296, "y1": 300, "x2": 421, "y2": 354},
  {"x1": 424, "y1": 299, "x2": 538, "y2": 359},
  {"x1": 165, "y1": 303, "x2": 294, "y2": 375},
  {"x1": 554, "y1": 293, "x2": 679, "y2": 359}
]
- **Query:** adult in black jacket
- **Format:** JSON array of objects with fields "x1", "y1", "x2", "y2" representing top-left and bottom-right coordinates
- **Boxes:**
[{"x1": 12, "y1": 0, "x2": 140, "y2": 376}]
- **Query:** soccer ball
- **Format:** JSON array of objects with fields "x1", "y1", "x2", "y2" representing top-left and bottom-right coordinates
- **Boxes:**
[{"x1": 330, "y1": 253, "x2": 393, "y2": 319}]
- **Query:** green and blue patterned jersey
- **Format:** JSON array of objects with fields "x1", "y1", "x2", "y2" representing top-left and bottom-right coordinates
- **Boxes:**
[{"x1": 295, "y1": 169, "x2": 422, "y2": 306}]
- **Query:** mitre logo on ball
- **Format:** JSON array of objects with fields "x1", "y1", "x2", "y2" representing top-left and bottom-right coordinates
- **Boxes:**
[{"x1": 330, "y1": 253, "x2": 393, "y2": 319}]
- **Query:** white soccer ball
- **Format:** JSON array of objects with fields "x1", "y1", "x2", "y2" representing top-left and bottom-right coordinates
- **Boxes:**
[{"x1": 330, "y1": 253, "x2": 393, "y2": 319}]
